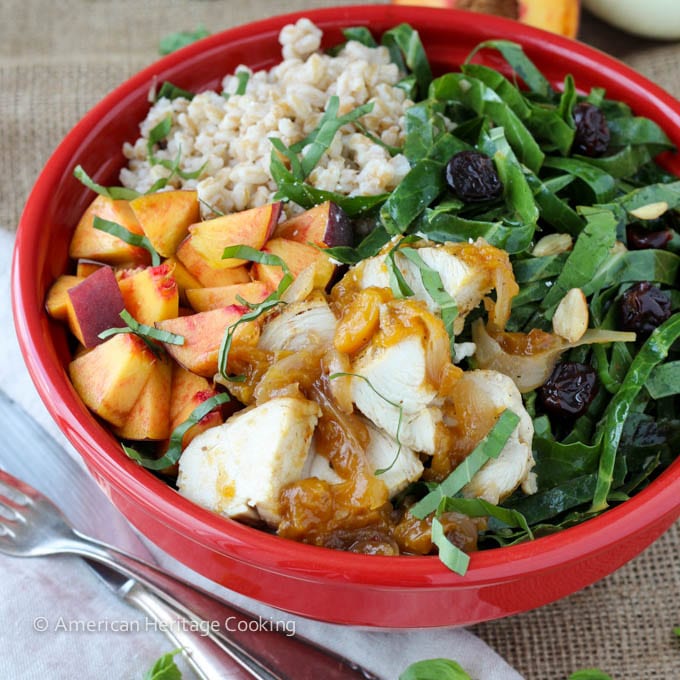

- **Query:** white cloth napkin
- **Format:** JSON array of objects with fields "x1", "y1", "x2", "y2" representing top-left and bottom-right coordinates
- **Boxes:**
[{"x1": 0, "y1": 228, "x2": 524, "y2": 680}]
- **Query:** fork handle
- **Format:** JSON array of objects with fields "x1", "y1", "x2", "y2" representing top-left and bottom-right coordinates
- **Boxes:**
[
  {"x1": 64, "y1": 534, "x2": 380, "y2": 680},
  {"x1": 125, "y1": 582, "x2": 251, "y2": 680}
]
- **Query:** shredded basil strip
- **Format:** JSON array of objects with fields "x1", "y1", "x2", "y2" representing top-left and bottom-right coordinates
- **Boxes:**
[
  {"x1": 92, "y1": 216, "x2": 161, "y2": 266},
  {"x1": 146, "y1": 116, "x2": 205, "y2": 187},
  {"x1": 123, "y1": 393, "x2": 230, "y2": 470},
  {"x1": 98, "y1": 310, "x2": 184, "y2": 347},
  {"x1": 440, "y1": 496, "x2": 534, "y2": 540},
  {"x1": 234, "y1": 70, "x2": 250, "y2": 96},
  {"x1": 431, "y1": 511, "x2": 471, "y2": 576},
  {"x1": 591, "y1": 313, "x2": 680, "y2": 512},
  {"x1": 329, "y1": 372, "x2": 404, "y2": 475},
  {"x1": 73, "y1": 165, "x2": 140, "y2": 200},
  {"x1": 271, "y1": 97, "x2": 374, "y2": 182},
  {"x1": 410, "y1": 410, "x2": 520, "y2": 519},
  {"x1": 216, "y1": 245, "x2": 293, "y2": 381},
  {"x1": 156, "y1": 81, "x2": 195, "y2": 102}
]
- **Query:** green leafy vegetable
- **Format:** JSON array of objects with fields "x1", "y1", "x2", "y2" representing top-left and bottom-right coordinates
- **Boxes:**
[
  {"x1": 142, "y1": 649, "x2": 182, "y2": 680},
  {"x1": 381, "y1": 23, "x2": 432, "y2": 99},
  {"x1": 540, "y1": 207, "x2": 617, "y2": 315},
  {"x1": 567, "y1": 671, "x2": 613, "y2": 680},
  {"x1": 399, "y1": 658, "x2": 472, "y2": 680},
  {"x1": 591, "y1": 313, "x2": 680, "y2": 511},
  {"x1": 159, "y1": 26, "x2": 209, "y2": 55},
  {"x1": 92, "y1": 216, "x2": 161, "y2": 266}
]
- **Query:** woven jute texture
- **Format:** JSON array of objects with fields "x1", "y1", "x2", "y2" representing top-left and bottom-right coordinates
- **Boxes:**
[{"x1": 2, "y1": 2, "x2": 679, "y2": 678}]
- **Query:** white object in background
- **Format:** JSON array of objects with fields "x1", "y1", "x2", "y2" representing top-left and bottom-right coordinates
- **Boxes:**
[{"x1": 583, "y1": 0, "x2": 680, "y2": 40}]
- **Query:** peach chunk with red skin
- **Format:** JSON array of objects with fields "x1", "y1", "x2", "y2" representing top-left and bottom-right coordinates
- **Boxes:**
[
  {"x1": 66, "y1": 266, "x2": 126, "y2": 347},
  {"x1": 273, "y1": 201, "x2": 353, "y2": 249}
]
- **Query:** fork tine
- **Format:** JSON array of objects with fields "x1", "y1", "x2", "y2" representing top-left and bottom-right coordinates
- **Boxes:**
[
  {"x1": 0, "y1": 469, "x2": 36, "y2": 505},
  {"x1": 0, "y1": 496, "x2": 27, "y2": 522}
]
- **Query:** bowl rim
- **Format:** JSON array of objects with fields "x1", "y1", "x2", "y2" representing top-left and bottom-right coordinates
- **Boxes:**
[{"x1": 12, "y1": 3, "x2": 680, "y2": 590}]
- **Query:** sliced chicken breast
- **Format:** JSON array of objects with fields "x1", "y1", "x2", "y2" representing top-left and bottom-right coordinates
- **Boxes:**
[
  {"x1": 259, "y1": 299, "x2": 337, "y2": 352},
  {"x1": 351, "y1": 239, "x2": 517, "y2": 332},
  {"x1": 302, "y1": 418, "x2": 423, "y2": 498},
  {"x1": 177, "y1": 396, "x2": 321, "y2": 526},
  {"x1": 363, "y1": 420, "x2": 424, "y2": 497},
  {"x1": 459, "y1": 370, "x2": 535, "y2": 504}
]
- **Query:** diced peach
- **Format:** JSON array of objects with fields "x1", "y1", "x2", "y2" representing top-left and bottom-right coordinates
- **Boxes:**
[
  {"x1": 162, "y1": 256, "x2": 202, "y2": 304},
  {"x1": 274, "y1": 201, "x2": 352, "y2": 248},
  {"x1": 118, "y1": 263, "x2": 179, "y2": 325},
  {"x1": 390, "y1": 0, "x2": 579, "y2": 38},
  {"x1": 155, "y1": 306, "x2": 260, "y2": 377},
  {"x1": 68, "y1": 333, "x2": 157, "y2": 427},
  {"x1": 130, "y1": 190, "x2": 200, "y2": 257},
  {"x1": 252, "y1": 237, "x2": 335, "y2": 290},
  {"x1": 69, "y1": 195, "x2": 150, "y2": 266},
  {"x1": 176, "y1": 237, "x2": 252, "y2": 288},
  {"x1": 76, "y1": 260, "x2": 103, "y2": 278},
  {"x1": 66, "y1": 266, "x2": 126, "y2": 347},
  {"x1": 169, "y1": 365, "x2": 225, "y2": 448},
  {"x1": 186, "y1": 202, "x2": 281, "y2": 269},
  {"x1": 114, "y1": 355, "x2": 172, "y2": 440},
  {"x1": 45, "y1": 275, "x2": 84, "y2": 322},
  {"x1": 185, "y1": 282, "x2": 272, "y2": 312}
]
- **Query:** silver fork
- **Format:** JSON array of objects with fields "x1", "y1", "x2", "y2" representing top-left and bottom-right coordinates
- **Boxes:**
[{"x1": 0, "y1": 469, "x2": 379, "y2": 680}]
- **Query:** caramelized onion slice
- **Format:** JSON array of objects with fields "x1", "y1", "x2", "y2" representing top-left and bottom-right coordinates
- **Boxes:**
[{"x1": 472, "y1": 319, "x2": 637, "y2": 393}]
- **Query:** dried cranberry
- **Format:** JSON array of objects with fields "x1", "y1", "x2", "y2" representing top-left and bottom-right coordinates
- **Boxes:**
[
  {"x1": 538, "y1": 362, "x2": 599, "y2": 419},
  {"x1": 572, "y1": 102, "x2": 610, "y2": 157},
  {"x1": 445, "y1": 150, "x2": 503, "y2": 202},
  {"x1": 619, "y1": 281, "x2": 671, "y2": 337},
  {"x1": 626, "y1": 223, "x2": 673, "y2": 250}
]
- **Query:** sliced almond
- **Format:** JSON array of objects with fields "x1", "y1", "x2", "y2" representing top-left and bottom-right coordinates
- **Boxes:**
[
  {"x1": 531, "y1": 233, "x2": 573, "y2": 257},
  {"x1": 552, "y1": 288, "x2": 589, "y2": 343},
  {"x1": 610, "y1": 240, "x2": 628, "y2": 255},
  {"x1": 629, "y1": 201, "x2": 669, "y2": 220}
]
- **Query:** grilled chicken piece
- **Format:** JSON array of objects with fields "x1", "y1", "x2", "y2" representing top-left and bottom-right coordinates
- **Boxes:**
[
  {"x1": 352, "y1": 239, "x2": 517, "y2": 332},
  {"x1": 303, "y1": 418, "x2": 423, "y2": 498},
  {"x1": 363, "y1": 420, "x2": 423, "y2": 497},
  {"x1": 177, "y1": 396, "x2": 321, "y2": 526},
  {"x1": 457, "y1": 370, "x2": 535, "y2": 504},
  {"x1": 258, "y1": 299, "x2": 337, "y2": 352},
  {"x1": 349, "y1": 300, "x2": 450, "y2": 454}
]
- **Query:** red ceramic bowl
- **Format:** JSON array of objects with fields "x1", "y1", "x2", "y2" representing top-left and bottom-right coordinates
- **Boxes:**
[{"x1": 12, "y1": 5, "x2": 680, "y2": 627}]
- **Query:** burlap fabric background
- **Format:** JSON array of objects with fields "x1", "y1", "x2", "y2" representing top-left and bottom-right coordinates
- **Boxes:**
[{"x1": 1, "y1": 1, "x2": 679, "y2": 678}]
